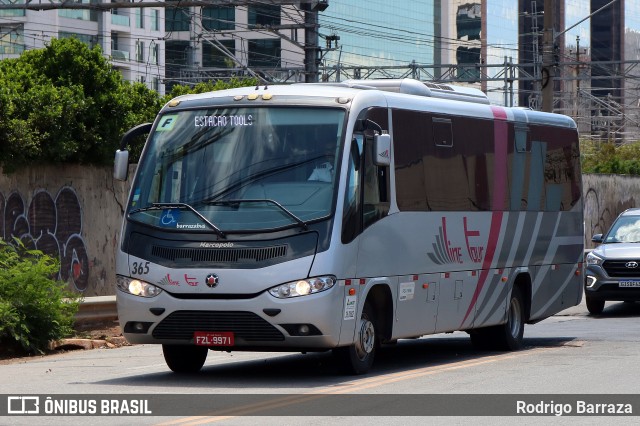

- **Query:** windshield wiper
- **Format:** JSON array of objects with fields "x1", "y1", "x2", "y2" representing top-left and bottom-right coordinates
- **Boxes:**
[
  {"x1": 207, "y1": 199, "x2": 309, "y2": 231},
  {"x1": 204, "y1": 156, "x2": 329, "y2": 203},
  {"x1": 129, "y1": 202, "x2": 226, "y2": 238}
]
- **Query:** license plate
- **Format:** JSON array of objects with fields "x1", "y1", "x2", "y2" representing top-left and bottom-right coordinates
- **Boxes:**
[
  {"x1": 619, "y1": 280, "x2": 640, "y2": 288},
  {"x1": 194, "y1": 331, "x2": 235, "y2": 346}
]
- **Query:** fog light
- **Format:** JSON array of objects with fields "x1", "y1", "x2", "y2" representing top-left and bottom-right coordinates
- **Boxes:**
[
  {"x1": 298, "y1": 324, "x2": 310, "y2": 335},
  {"x1": 586, "y1": 276, "x2": 597, "y2": 288},
  {"x1": 279, "y1": 323, "x2": 322, "y2": 336},
  {"x1": 123, "y1": 321, "x2": 153, "y2": 334}
]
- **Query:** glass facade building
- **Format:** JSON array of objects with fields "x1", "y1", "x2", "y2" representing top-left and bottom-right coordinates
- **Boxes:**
[{"x1": 318, "y1": 0, "x2": 436, "y2": 80}]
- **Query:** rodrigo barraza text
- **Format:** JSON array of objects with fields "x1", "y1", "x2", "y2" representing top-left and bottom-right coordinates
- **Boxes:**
[{"x1": 516, "y1": 400, "x2": 632, "y2": 416}]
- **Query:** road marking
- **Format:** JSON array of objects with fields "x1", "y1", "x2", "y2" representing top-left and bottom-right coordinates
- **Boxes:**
[{"x1": 155, "y1": 346, "x2": 554, "y2": 425}]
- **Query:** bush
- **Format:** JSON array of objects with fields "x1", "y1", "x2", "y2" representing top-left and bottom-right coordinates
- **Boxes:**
[
  {"x1": 0, "y1": 238, "x2": 80, "y2": 354},
  {"x1": 581, "y1": 139, "x2": 640, "y2": 175}
]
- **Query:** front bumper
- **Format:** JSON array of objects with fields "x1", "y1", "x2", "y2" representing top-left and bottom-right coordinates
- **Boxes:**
[
  {"x1": 585, "y1": 265, "x2": 640, "y2": 301},
  {"x1": 116, "y1": 284, "x2": 345, "y2": 350}
]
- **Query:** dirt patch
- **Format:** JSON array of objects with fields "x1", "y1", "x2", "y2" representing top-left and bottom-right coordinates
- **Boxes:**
[{"x1": 0, "y1": 320, "x2": 130, "y2": 365}]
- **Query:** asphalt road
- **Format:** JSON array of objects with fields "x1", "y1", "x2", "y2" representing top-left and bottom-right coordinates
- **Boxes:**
[{"x1": 2, "y1": 297, "x2": 640, "y2": 425}]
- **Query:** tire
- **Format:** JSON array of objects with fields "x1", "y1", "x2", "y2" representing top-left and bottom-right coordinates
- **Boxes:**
[
  {"x1": 333, "y1": 301, "x2": 377, "y2": 374},
  {"x1": 162, "y1": 344, "x2": 208, "y2": 373},
  {"x1": 585, "y1": 296, "x2": 605, "y2": 315},
  {"x1": 470, "y1": 286, "x2": 525, "y2": 351}
]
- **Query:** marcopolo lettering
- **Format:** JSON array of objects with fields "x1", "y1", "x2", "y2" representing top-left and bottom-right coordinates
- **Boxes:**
[{"x1": 200, "y1": 242, "x2": 235, "y2": 248}]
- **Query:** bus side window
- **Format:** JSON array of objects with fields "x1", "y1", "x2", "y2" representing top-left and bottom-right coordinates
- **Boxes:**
[{"x1": 342, "y1": 137, "x2": 363, "y2": 244}]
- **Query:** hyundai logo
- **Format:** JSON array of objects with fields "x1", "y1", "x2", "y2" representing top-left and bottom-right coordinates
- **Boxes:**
[
  {"x1": 205, "y1": 273, "x2": 219, "y2": 288},
  {"x1": 625, "y1": 261, "x2": 639, "y2": 269}
]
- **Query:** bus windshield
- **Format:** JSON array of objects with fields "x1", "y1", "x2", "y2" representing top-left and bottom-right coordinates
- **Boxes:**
[{"x1": 128, "y1": 106, "x2": 345, "y2": 232}]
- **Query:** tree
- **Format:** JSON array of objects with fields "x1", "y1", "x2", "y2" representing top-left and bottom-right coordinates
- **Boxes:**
[
  {"x1": 0, "y1": 37, "x2": 260, "y2": 172},
  {"x1": 0, "y1": 37, "x2": 164, "y2": 172}
]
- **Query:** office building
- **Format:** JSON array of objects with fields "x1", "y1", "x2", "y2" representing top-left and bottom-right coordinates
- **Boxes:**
[{"x1": 0, "y1": 2, "x2": 166, "y2": 93}]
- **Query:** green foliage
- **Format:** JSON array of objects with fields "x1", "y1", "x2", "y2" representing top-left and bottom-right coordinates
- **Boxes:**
[
  {"x1": 163, "y1": 76, "x2": 259, "y2": 101},
  {"x1": 0, "y1": 38, "x2": 260, "y2": 171},
  {"x1": 0, "y1": 37, "x2": 164, "y2": 172},
  {"x1": 581, "y1": 139, "x2": 640, "y2": 175},
  {"x1": 0, "y1": 238, "x2": 80, "y2": 354}
]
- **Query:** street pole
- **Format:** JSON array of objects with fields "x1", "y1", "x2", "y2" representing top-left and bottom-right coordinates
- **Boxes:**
[
  {"x1": 303, "y1": 4, "x2": 320, "y2": 82},
  {"x1": 541, "y1": 0, "x2": 620, "y2": 113},
  {"x1": 541, "y1": 0, "x2": 555, "y2": 112}
]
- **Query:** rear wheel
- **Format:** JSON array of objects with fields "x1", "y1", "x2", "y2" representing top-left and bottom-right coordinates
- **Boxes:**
[
  {"x1": 470, "y1": 286, "x2": 525, "y2": 351},
  {"x1": 162, "y1": 344, "x2": 208, "y2": 373},
  {"x1": 333, "y1": 301, "x2": 377, "y2": 374},
  {"x1": 585, "y1": 296, "x2": 605, "y2": 315}
]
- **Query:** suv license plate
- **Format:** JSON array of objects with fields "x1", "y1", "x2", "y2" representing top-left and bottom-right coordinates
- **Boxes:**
[
  {"x1": 194, "y1": 331, "x2": 235, "y2": 346},
  {"x1": 619, "y1": 280, "x2": 640, "y2": 288}
]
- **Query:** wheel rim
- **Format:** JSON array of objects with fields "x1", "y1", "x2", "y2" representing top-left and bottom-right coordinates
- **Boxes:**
[
  {"x1": 355, "y1": 316, "x2": 375, "y2": 361},
  {"x1": 508, "y1": 297, "x2": 522, "y2": 338}
]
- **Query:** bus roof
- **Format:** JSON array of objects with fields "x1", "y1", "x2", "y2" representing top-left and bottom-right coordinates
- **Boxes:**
[{"x1": 163, "y1": 79, "x2": 576, "y2": 129}]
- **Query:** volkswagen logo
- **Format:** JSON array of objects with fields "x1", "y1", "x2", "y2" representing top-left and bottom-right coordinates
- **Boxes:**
[
  {"x1": 625, "y1": 261, "x2": 639, "y2": 269},
  {"x1": 205, "y1": 273, "x2": 219, "y2": 288}
]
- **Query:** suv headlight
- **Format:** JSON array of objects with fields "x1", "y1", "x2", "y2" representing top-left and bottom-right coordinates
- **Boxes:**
[
  {"x1": 586, "y1": 252, "x2": 603, "y2": 266},
  {"x1": 268, "y1": 276, "x2": 336, "y2": 298},
  {"x1": 116, "y1": 275, "x2": 163, "y2": 298}
]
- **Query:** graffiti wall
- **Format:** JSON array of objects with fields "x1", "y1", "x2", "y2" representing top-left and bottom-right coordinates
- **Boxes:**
[
  {"x1": 583, "y1": 174, "x2": 639, "y2": 249},
  {"x1": 1, "y1": 187, "x2": 90, "y2": 291},
  {"x1": 0, "y1": 165, "x2": 132, "y2": 296}
]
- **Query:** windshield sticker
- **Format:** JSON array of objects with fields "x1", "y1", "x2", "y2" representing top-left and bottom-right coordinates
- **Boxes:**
[
  {"x1": 131, "y1": 188, "x2": 140, "y2": 207},
  {"x1": 160, "y1": 209, "x2": 179, "y2": 227},
  {"x1": 194, "y1": 115, "x2": 253, "y2": 127},
  {"x1": 157, "y1": 115, "x2": 178, "y2": 131}
]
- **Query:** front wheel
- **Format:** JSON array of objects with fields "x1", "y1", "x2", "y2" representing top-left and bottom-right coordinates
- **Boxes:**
[
  {"x1": 333, "y1": 302, "x2": 377, "y2": 374},
  {"x1": 162, "y1": 344, "x2": 208, "y2": 373},
  {"x1": 585, "y1": 296, "x2": 605, "y2": 315}
]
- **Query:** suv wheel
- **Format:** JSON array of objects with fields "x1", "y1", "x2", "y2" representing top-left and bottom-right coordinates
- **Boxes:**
[{"x1": 585, "y1": 296, "x2": 605, "y2": 315}]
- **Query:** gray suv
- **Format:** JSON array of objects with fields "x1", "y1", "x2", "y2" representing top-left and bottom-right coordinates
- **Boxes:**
[{"x1": 585, "y1": 208, "x2": 640, "y2": 314}]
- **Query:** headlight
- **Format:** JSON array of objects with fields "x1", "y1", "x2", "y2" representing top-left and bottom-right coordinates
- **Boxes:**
[
  {"x1": 268, "y1": 276, "x2": 336, "y2": 298},
  {"x1": 116, "y1": 275, "x2": 163, "y2": 298},
  {"x1": 586, "y1": 252, "x2": 603, "y2": 266}
]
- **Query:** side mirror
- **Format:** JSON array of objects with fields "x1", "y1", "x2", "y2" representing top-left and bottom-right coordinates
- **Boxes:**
[
  {"x1": 113, "y1": 150, "x2": 129, "y2": 181},
  {"x1": 113, "y1": 122, "x2": 153, "y2": 181},
  {"x1": 373, "y1": 134, "x2": 391, "y2": 166},
  {"x1": 591, "y1": 234, "x2": 603, "y2": 243}
]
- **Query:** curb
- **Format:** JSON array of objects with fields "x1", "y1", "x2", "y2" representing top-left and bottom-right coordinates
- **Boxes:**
[
  {"x1": 48, "y1": 336, "x2": 129, "y2": 351},
  {"x1": 75, "y1": 295, "x2": 117, "y2": 327}
]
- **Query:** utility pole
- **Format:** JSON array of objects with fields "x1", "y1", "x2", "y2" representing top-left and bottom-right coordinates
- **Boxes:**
[
  {"x1": 541, "y1": 0, "x2": 620, "y2": 112},
  {"x1": 541, "y1": 0, "x2": 555, "y2": 112},
  {"x1": 303, "y1": 3, "x2": 321, "y2": 82}
]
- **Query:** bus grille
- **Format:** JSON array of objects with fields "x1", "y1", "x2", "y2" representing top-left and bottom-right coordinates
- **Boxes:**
[
  {"x1": 603, "y1": 260, "x2": 640, "y2": 278},
  {"x1": 152, "y1": 311, "x2": 285, "y2": 342},
  {"x1": 151, "y1": 245, "x2": 287, "y2": 263}
]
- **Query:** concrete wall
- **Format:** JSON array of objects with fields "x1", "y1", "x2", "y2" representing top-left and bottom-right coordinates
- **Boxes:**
[
  {"x1": 583, "y1": 174, "x2": 640, "y2": 249},
  {"x1": 1, "y1": 166, "x2": 637, "y2": 295},
  {"x1": 0, "y1": 165, "x2": 133, "y2": 296}
]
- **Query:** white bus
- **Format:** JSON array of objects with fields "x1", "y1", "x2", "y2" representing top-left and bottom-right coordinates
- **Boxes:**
[{"x1": 113, "y1": 78, "x2": 584, "y2": 374}]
